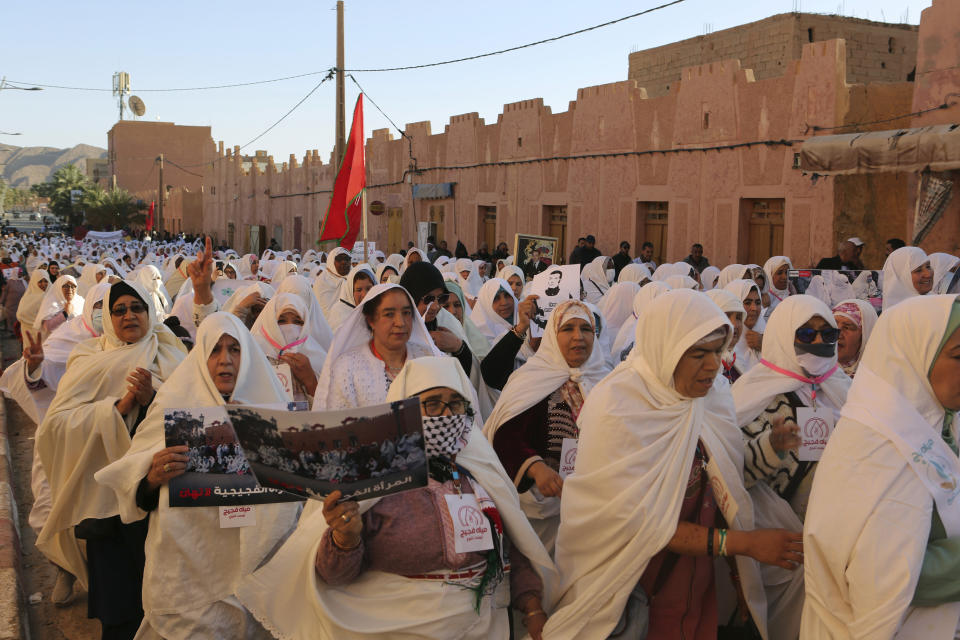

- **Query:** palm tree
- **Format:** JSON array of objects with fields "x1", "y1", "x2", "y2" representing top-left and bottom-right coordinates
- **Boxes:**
[
  {"x1": 83, "y1": 186, "x2": 144, "y2": 230},
  {"x1": 43, "y1": 164, "x2": 89, "y2": 227}
]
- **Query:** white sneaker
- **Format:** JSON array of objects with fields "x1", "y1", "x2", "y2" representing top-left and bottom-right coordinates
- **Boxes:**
[{"x1": 51, "y1": 566, "x2": 75, "y2": 606}]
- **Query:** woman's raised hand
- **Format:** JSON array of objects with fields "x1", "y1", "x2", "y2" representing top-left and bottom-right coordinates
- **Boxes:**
[
  {"x1": 23, "y1": 330, "x2": 44, "y2": 374},
  {"x1": 188, "y1": 236, "x2": 215, "y2": 305},
  {"x1": 146, "y1": 445, "x2": 190, "y2": 491},
  {"x1": 323, "y1": 490, "x2": 363, "y2": 549}
]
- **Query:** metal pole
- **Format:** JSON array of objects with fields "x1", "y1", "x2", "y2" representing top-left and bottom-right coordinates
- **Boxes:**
[
  {"x1": 157, "y1": 154, "x2": 164, "y2": 236},
  {"x1": 362, "y1": 189, "x2": 368, "y2": 263},
  {"x1": 335, "y1": 0, "x2": 346, "y2": 168}
]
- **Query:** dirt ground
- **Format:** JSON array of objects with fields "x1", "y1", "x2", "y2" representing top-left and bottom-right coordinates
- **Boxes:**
[{"x1": 2, "y1": 331, "x2": 99, "y2": 640}]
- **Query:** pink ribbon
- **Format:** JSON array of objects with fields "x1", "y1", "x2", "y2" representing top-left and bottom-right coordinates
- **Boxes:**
[
  {"x1": 759, "y1": 358, "x2": 838, "y2": 403},
  {"x1": 81, "y1": 317, "x2": 98, "y2": 338},
  {"x1": 260, "y1": 327, "x2": 307, "y2": 355}
]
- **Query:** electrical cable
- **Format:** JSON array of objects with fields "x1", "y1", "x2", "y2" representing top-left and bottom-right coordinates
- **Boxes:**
[
  {"x1": 343, "y1": 0, "x2": 687, "y2": 72},
  {"x1": 805, "y1": 94, "x2": 960, "y2": 133},
  {"x1": 162, "y1": 158, "x2": 204, "y2": 178},
  {"x1": 1, "y1": 69, "x2": 335, "y2": 93}
]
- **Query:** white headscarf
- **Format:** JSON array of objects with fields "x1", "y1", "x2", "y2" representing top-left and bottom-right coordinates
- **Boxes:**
[
  {"x1": 312, "y1": 247, "x2": 350, "y2": 311},
  {"x1": 544, "y1": 289, "x2": 767, "y2": 639},
  {"x1": 312, "y1": 284, "x2": 441, "y2": 409},
  {"x1": 831, "y1": 298, "x2": 878, "y2": 377},
  {"x1": 35, "y1": 281, "x2": 187, "y2": 587},
  {"x1": 718, "y1": 263, "x2": 749, "y2": 289},
  {"x1": 375, "y1": 263, "x2": 399, "y2": 284},
  {"x1": 469, "y1": 278, "x2": 517, "y2": 343},
  {"x1": 763, "y1": 256, "x2": 793, "y2": 312},
  {"x1": 400, "y1": 248, "x2": 429, "y2": 274},
  {"x1": 706, "y1": 288, "x2": 746, "y2": 365},
  {"x1": 882, "y1": 246, "x2": 929, "y2": 312},
  {"x1": 610, "y1": 281, "x2": 672, "y2": 361},
  {"x1": 580, "y1": 256, "x2": 610, "y2": 304},
  {"x1": 222, "y1": 281, "x2": 275, "y2": 315},
  {"x1": 33, "y1": 274, "x2": 82, "y2": 330},
  {"x1": 270, "y1": 259, "x2": 298, "y2": 286},
  {"x1": 664, "y1": 274, "x2": 699, "y2": 290},
  {"x1": 724, "y1": 279, "x2": 766, "y2": 375},
  {"x1": 929, "y1": 252, "x2": 960, "y2": 295},
  {"x1": 731, "y1": 295, "x2": 851, "y2": 427},
  {"x1": 454, "y1": 258, "x2": 483, "y2": 297},
  {"x1": 326, "y1": 265, "x2": 376, "y2": 332},
  {"x1": 16, "y1": 269, "x2": 51, "y2": 326},
  {"x1": 43, "y1": 282, "x2": 110, "y2": 363},
  {"x1": 235, "y1": 356, "x2": 557, "y2": 640},
  {"x1": 77, "y1": 263, "x2": 107, "y2": 297},
  {"x1": 95, "y1": 312, "x2": 298, "y2": 619},
  {"x1": 617, "y1": 262, "x2": 652, "y2": 285},
  {"x1": 275, "y1": 275, "x2": 334, "y2": 351},
  {"x1": 251, "y1": 293, "x2": 327, "y2": 373},
  {"x1": 595, "y1": 281, "x2": 641, "y2": 340},
  {"x1": 133, "y1": 264, "x2": 171, "y2": 319},
  {"x1": 484, "y1": 300, "x2": 611, "y2": 442}
]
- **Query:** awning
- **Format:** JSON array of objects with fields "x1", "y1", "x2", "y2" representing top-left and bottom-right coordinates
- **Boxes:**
[
  {"x1": 799, "y1": 124, "x2": 960, "y2": 175},
  {"x1": 411, "y1": 182, "x2": 455, "y2": 199}
]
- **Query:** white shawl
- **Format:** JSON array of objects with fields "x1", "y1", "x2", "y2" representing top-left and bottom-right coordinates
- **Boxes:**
[
  {"x1": 724, "y1": 279, "x2": 766, "y2": 375},
  {"x1": 802, "y1": 295, "x2": 960, "y2": 639},
  {"x1": 543, "y1": 289, "x2": 768, "y2": 639},
  {"x1": 275, "y1": 275, "x2": 334, "y2": 351},
  {"x1": 469, "y1": 278, "x2": 517, "y2": 343},
  {"x1": 580, "y1": 256, "x2": 610, "y2": 305},
  {"x1": 251, "y1": 292, "x2": 327, "y2": 374},
  {"x1": 325, "y1": 265, "x2": 375, "y2": 332},
  {"x1": 312, "y1": 247, "x2": 350, "y2": 312},
  {"x1": 881, "y1": 246, "x2": 929, "y2": 312},
  {"x1": 455, "y1": 258, "x2": 484, "y2": 298},
  {"x1": 610, "y1": 281, "x2": 671, "y2": 360},
  {"x1": 596, "y1": 281, "x2": 641, "y2": 340},
  {"x1": 33, "y1": 274, "x2": 83, "y2": 330},
  {"x1": 16, "y1": 269, "x2": 50, "y2": 326}
]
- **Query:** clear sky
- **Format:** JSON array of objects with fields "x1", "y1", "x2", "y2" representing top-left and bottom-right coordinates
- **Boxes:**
[{"x1": 0, "y1": 0, "x2": 933, "y2": 162}]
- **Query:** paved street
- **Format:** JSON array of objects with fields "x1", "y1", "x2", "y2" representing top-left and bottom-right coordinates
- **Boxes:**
[{"x1": 1, "y1": 331, "x2": 99, "y2": 640}]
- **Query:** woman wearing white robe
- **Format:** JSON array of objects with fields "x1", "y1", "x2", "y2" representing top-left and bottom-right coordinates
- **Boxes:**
[
  {"x1": 763, "y1": 256, "x2": 794, "y2": 315},
  {"x1": 235, "y1": 356, "x2": 558, "y2": 640},
  {"x1": 802, "y1": 294, "x2": 960, "y2": 639},
  {"x1": 96, "y1": 312, "x2": 302, "y2": 640},
  {"x1": 275, "y1": 275, "x2": 334, "y2": 351},
  {"x1": 544, "y1": 289, "x2": 800, "y2": 639},
  {"x1": 269, "y1": 259, "x2": 298, "y2": 286},
  {"x1": 132, "y1": 265, "x2": 171, "y2": 320},
  {"x1": 610, "y1": 281, "x2": 671, "y2": 362},
  {"x1": 33, "y1": 274, "x2": 82, "y2": 340},
  {"x1": 596, "y1": 281, "x2": 641, "y2": 343},
  {"x1": 580, "y1": 256, "x2": 612, "y2": 305},
  {"x1": 313, "y1": 283, "x2": 440, "y2": 411},
  {"x1": 15, "y1": 269, "x2": 50, "y2": 330},
  {"x1": 455, "y1": 257, "x2": 484, "y2": 299},
  {"x1": 929, "y1": 252, "x2": 960, "y2": 295},
  {"x1": 312, "y1": 247, "x2": 351, "y2": 312},
  {"x1": 617, "y1": 262, "x2": 652, "y2": 286},
  {"x1": 77, "y1": 263, "x2": 108, "y2": 297},
  {"x1": 251, "y1": 293, "x2": 327, "y2": 406},
  {"x1": 724, "y1": 279, "x2": 766, "y2": 376},
  {"x1": 35, "y1": 281, "x2": 187, "y2": 634},
  {"x1": 882, "y1": 246, "x2": 932, "y2": 311},
  {"x1": 483, "y1": 301, "x2": 610, "y2": 554}
]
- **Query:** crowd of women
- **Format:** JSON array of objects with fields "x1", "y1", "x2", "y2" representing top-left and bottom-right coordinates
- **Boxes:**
[{"x1": 0, "y1": 230, "x2": 958, "y2": 639}]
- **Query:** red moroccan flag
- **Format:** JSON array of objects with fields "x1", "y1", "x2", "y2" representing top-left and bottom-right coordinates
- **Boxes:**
[
  {"x1": 146, "y1": 201, "x2": 155, "y2": 231},
  {"x1": 319, "y1": 94, "x2": 365, "y2": 249}
]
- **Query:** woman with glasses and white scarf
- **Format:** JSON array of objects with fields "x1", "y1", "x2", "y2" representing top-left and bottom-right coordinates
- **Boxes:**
[{"x1": 237, "y1": 356, "x2": 557, "y2": 640}]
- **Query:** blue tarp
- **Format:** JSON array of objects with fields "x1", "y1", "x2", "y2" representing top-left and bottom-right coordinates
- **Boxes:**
[{"x1": 412, "y1": 182, "x2": 455, "y2": 199}]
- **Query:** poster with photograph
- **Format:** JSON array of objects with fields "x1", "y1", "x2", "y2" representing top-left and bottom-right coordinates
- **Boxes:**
[
  {"x1": 164, "y1": 407, "x2": 302, "y2": 507},
  {"x1": 228, "y1": 398, "x2": 427, "y2": 502},
  {"x1": 527, "y1": 264, "x2": 581, "y2": 337},
  {"x1": 788, "y1": 269, "x2": 882, "y2": 312},
  {"x1": 514, "y1": 234, "x2": 559, "y2": 273}
]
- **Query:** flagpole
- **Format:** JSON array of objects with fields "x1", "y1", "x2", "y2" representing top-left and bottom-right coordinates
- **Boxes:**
[{"x1": 362, "y1": 189, "x2": 368, "y2": 263}]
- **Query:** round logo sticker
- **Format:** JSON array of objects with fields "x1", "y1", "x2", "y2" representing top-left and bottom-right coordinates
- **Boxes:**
[
  {"x1": 457, "y1": 504, "x2": 484, "y2": 528},
  {"x1": 803, "y1": 416, "x2": 829, "y2": 439}
]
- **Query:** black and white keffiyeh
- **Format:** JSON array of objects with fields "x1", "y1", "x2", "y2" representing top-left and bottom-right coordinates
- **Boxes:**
[{"x1": 422, "y1": 414, "x2": 471, "y2": 459}]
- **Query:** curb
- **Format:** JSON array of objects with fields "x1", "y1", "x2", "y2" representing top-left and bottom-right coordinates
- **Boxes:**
[{"x1": 0, "y1": 400, "x2": 27, "y2": 640}]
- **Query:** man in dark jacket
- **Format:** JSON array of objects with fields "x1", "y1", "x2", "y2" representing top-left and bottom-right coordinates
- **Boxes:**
[
  {"x1": 523, "y1": 249, "x2": 548, "y2": 280},
  {"x1": 577, "y1": 235, "x2": 601, "y2": 269},
  {"x1": 612, "y1": 241, "x2": 632, "y2": 279}
]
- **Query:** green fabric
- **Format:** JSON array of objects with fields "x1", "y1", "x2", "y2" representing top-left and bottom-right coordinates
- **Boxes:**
[{"x1": 913, "y1": 302, "x2": 960, "y2": 606}]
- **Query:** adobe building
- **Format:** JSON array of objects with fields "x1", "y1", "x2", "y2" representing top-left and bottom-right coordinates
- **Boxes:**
[
  {"x1": 201, "y1": 3, "x2": 956, "y2": 269},
  {"x1": 107, "y1": 120, "x2": 214, "y2": 234}
]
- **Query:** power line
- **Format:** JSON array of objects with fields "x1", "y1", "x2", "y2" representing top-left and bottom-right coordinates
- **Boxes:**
[
  {"x1": 346, "y1": 74, "x2": 406, "y2": 139},
  {"x1": 343, "y1": 0, "x2": 687, "y2": 72},
  {"x1": 162, "y1": 158, "x2": 203, "y2": 177},
  {"x1": 1, "y1": 69, "x2": 335, "y2": 93},
  {"x1": 267, "y1": 137, "x2": 802, "y2": 198},
  {"x1": 805, "y1": 94, "x2": 960, "y2": 133}
]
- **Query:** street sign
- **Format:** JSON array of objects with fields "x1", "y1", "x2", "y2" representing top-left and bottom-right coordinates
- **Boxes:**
[{"x1": 70, "y1": 189, "x2": 83, "y2": 204}]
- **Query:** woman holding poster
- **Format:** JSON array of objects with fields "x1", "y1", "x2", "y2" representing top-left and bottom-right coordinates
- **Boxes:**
[
  {"x1": 96, "y1": 312, "x2": 301, "y2": 639},
  {"x1": 237, "y1": 356, "x2": 557, "y2": 640},
  {"x1": 483, "y1": 300, "x2": 610, "y2": 554},
  {"x1": 803, "y1": 295, "x2": 960, "y2": 639}
]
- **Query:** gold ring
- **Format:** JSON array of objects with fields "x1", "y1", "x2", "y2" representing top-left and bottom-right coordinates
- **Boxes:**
[
  {"x1": 163, "y1": 463, "x2": 171, "y2": 473},
  {"x1": 341, "y1": 514, "x2": 351, "y2": 523}
]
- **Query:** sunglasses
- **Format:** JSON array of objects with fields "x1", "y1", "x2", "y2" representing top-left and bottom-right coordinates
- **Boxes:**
[
  {"x1": 419, "y1": 293, "x2": 451, "y2": 306},
  {"x1": 110, "y1": 302, "x2": 148, "y2": 317},
  {"x1": 795, "y1": 327, "x2": 839, "y2": 344}
]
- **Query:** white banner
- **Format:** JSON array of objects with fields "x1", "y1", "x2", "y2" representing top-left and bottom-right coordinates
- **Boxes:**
[{"x1": 85, "y1": 230, "x2": 125, "y2": 241}]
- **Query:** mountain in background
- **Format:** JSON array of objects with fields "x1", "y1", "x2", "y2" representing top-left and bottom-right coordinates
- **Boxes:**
[{"x1": 0, "y1": 143, "x2": 107, "y2": 188}]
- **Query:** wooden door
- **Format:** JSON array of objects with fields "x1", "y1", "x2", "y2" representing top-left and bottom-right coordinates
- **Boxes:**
[
  {"x1": 227, "y1": 223, "x2": 235, "y2": 250},
  {"x1": 293, "y1": 216, "x2": 303, "y2": 251},
  {"x1": 387, "y1": 208, "x2": 403, "y2": 254},
  {"x1": 480, "y1": 206, "x2": 497, "y2": 250},
  {"x1": 640, "y1": 201, "x2": 669, "y2": 266},
  {"x1": 429, "y1": 205, "x2": 445, "y2": 243},
  {"x1": 544, "y1": 205, "x2": 567, "y2": 264},
  {"x1": 746, "y1": 199, "x2": 785, "y2": 266}
]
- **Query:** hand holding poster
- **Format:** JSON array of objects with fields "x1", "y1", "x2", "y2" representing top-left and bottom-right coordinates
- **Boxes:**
[
  {"x1": 527, "y1": 264, "x2": 580, "y2": 337},
  {"x1": 228, "y1": 398, "x2": 427, "y2": 502}
]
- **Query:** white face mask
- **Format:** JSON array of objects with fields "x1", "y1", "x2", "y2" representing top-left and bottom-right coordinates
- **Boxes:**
[
  {"x1": 796, "y1": 352, "x2": 836, "y2": 377},
  {"x1": 606, "y1": 269, "x2": 615, "y2": 284},
  {"x1": 91, "y1": 308, "x2": 104, "y2": 335},
  {"x1": 277, "y1": 323, "x2": 301, "y2": 346}
]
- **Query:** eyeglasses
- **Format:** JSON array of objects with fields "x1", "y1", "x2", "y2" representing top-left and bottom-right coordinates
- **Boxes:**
[
  {"x1": 419, "y1": 292, "x2": 451, "y2": 306},
  {"x1": 795, "y1": 327, "x2": 839, "y2": 344},
  {"x1": 110, "y1": 302, "x2": 148, "y2": 317},
  {"x1": 421, "y1": 397, "x2": 472, "y2": 417}
]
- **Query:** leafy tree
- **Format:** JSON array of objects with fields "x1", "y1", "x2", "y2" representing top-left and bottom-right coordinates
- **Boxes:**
[{"x1": 82, "y1": 186, "x2": 144, "y2": 229}]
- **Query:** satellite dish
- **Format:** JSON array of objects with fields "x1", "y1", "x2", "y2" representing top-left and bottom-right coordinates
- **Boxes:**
[{"x1": 128, "y1": 95, "x2": 146, "y2": 117}]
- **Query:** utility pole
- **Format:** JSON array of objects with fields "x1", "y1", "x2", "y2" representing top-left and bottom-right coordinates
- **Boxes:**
[
  {"x1": 157, "y1": 154, "x2": 164, "y2": 236},
  {"x1": 335, "y1": 0, "x2": 346, "y2": 168}
]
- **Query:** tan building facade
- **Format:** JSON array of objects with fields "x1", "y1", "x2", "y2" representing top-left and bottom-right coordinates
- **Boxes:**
[{"x1": 196, "y1": 4, "x2": 955, "y2": 268}]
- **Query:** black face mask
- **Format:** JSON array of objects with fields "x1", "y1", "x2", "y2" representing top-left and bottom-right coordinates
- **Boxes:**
[{"x1": 794, "y1": 342, "x2": 836, "y2": 358}]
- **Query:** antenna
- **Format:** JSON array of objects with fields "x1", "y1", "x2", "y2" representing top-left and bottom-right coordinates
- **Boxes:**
[
  {"x1": 128, "y1": 95, "x2": 146, "y2": 118},
  {"x1": 112, "y1": 71, "x2": 130, "y2": 121}
]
